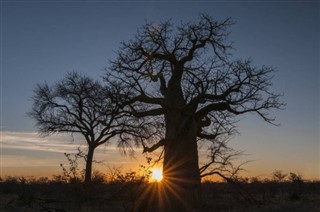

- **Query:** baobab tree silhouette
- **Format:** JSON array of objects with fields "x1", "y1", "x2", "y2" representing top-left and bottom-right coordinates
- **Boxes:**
[{"x1": 107, "y1": 14, "x2": 284, "y2": 211}]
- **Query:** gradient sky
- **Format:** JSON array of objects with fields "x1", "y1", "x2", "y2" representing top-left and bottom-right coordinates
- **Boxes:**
[{"x1": 1, "y1": 1, "x2": 319, "y2": 180}]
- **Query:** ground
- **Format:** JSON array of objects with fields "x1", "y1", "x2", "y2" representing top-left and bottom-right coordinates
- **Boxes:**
[{"x1": 0, "y1": 178, "x2": 319, "y2": 211}]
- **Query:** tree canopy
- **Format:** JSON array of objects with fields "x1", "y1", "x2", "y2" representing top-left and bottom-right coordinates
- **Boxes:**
[
  {"x1": 107, "y1": 14, "x2": 284, "y2": 210},
  {"x1": 29, "y1": 72, "x2": 124, "y2": 183},
  {"x1": 107, "y1": 14, "x2": 283, "y2": 156}
]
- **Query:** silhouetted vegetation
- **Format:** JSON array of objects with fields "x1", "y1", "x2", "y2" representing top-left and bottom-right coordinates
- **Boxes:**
[
  {"x1": 1, "y1": 170, "x2": 319, "y2": 212},
  {"x1": 106, "y1": 13, "x2": 285, "y2": 210},
  {"x1": 28, "y1": 72, "x2": 129, "y2": 183},
  {"x1": 26, "y1": 13, "x2": 291, "y2": 211},
  {"x1": 29, "y1": 72, "x2": 161, "y2": 184}
]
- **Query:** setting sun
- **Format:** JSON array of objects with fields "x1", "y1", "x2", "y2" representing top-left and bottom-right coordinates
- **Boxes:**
[{"x1": 151, "y1": 168, "x2": 163, "y2": 182}]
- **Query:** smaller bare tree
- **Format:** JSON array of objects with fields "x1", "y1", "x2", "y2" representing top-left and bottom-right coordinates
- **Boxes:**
[{"x1": 29, "y1": 72, "x2": 123, "y2": 183}]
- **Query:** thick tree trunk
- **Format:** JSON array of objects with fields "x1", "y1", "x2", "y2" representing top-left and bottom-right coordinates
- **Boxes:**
[
  {"x1": 161, "y1": 113, "x2": 200, "y2": 211},
  {"x1": 84, "y1": 146, "x2": 95, "y2": 184}
]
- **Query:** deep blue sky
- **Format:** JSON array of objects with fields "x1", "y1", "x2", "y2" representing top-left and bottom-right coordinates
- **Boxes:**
[{"x1": 1, "y1": 1, "x2": 319, "y2": 179}]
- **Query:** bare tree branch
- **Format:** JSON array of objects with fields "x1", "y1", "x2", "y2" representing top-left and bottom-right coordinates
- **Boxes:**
[{"x1": 142, "y1": 138, "x2": 165, "y2": 153}]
